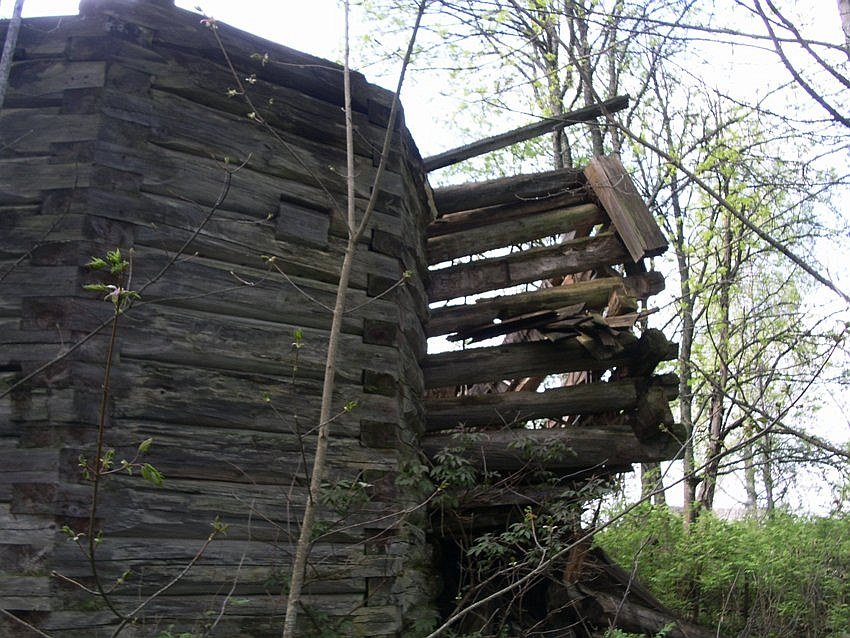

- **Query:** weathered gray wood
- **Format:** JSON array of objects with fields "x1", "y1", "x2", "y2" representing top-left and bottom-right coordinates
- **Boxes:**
[
  {"x1": 427, "y1": 272, "x2": 664, "y2": 337},
  {"x1": 0, "y1": 109, "x2": 100, "y2": 152},
  {"x1": 423, "y1": 96, "x2": 630, "y2": 172},
  {"x1": 424, "y1": 378, "x2": 642, "y2": 430},
  {"x1": 428, "y1": 203, "x2": 604, "y2": 264},
  {"x1": 584, "y1": 155, "x2": 667, "y2": 261},
  {"x1": 0, "y1": 162, "x2": 92, "y2": 197},
  {"x1": 422, "y1": 328, "x2": 675, "y2": 389},
  {"x1": 432, "y1": 167, "x2": 586, "y2": 216},
  {"x1": 421, "y1": 423, "x2": 682, "y2": 471},
  {"x1": 428, "y1": 190, "x2": 589, "y2": 238},
  {"x1": 0, "y1": 576, "x2": 52, "y2": 611},
  {"x1": 6, "y1": 60, "x2": 106, "y2": 102},
  {"x1": 428, "y1": 231, "x2": 630, "y2": 301}
]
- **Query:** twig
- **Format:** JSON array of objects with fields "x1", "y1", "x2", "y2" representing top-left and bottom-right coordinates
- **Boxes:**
[{"x1": 0, "y1": 608, "x2": 55, "y2": 638}]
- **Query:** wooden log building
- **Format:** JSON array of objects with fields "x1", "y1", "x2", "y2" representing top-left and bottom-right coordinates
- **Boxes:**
[{"x1": 0, "y1": 2, "x2": 694, "y2": 636}]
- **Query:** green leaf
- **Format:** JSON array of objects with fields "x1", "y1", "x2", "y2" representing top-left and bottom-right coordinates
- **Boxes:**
[
  {"x1": 137, "y1": 437, "x2": 154, "y2": 454},
  {"x1": 83, "y1": 283, "x2": 110, "y2": 293},
  {"x1": 141, "y1": 463, "x2": 164, "y2": 487}
]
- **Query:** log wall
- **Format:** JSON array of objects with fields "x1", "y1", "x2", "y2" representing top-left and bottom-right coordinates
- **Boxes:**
[{"x1": 0, "y1": 3, "x2": 435, "y2": 636}]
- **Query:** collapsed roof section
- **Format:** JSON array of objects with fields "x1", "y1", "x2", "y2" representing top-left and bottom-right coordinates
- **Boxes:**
[{"x1": 421, "y1": 154, "x2": 681, "y2": 478}]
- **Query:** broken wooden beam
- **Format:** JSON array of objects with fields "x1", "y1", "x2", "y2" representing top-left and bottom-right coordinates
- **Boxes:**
[
  {"x1": 564, "y1": 584, "x2": 717, "y2": 638},
  {"x1": 421, "y1": 423, "x2": 682, "y2": 472},
  {"x1": 428, "y1": 231, "x2": 630, "y2": 301},
  {"x1": 584, "y1": 155, "x2": 668, "y2": 261},
  {"x1": 423, "y1": 96, "x2": 630, "y2": 172},
  {"x1": 428, "y1": 202, "x2": 604, "y2": 264},
  {"x1": 432, "y1": 167, "x2": 586, "y2": 216},
  {"x1": 422, "y1": 328, "x2": 676, "y2": 389},
  {"x1": 427, "y1": 271, "x2": 664, "y2": 337}
]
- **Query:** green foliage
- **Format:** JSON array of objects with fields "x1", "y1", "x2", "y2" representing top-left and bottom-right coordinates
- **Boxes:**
[
  {"x1": 319, "y1": 477, "x2": 372, "y2": 514},
  {"x1": 596, "y1": 505, "x2": 850, "y2": 637}
]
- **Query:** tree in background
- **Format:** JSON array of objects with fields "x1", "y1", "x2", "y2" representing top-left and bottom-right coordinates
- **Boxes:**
[{"x1": 360, "y1": 0, "x2": 850, "y2": 519}]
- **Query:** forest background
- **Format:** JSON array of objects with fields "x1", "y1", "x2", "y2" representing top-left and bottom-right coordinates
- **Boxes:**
[{"x1": 3, "y1": 0, "x2": 850, "y2": 636}]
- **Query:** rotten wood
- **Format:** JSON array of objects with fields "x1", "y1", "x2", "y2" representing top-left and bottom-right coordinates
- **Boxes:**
[
  {"x1": 428, "y1": 202, "x2": 604, "y2": 264},
  {"x1": 584, "y1": 155, "x2": 667, "y2": 261},
  {"x1": 428, "y1": 231, "x2": 630, "y2": 301},
  {"x1": 424, "y1": 377, "x2": 643, "y2": 430},
  {"x1": 427, "y1": 271, "x2": 665, "y2": 337},
  {"x1": 422, "y1": 328, "x2": 675, "y2": 389},
  {"x1": 432, "y1": 167, "x2": 586, "y2": 216}
]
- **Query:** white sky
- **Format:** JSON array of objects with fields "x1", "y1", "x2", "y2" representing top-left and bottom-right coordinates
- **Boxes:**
[{"x1": 0, "y1": 1, "x2": 344, "y2": 57}]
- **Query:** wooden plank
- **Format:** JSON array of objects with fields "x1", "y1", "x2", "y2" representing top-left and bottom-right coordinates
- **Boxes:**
[
  {"x1": 428, "y1": 203, "x2": 604, "y2": 264},
  {"x1": 432, "y1": 167, "x2": 586, "y2": 216},
  {"x1": 423, "y1": 96, "x2": 630, "y2": 171},
  {"x1": 7, "y1": 60, "x2": 106, "y2": 100},
  {"x1": 594, "y1": 155, "x2": 667, "y2": 256},
  {"x1": 421, "y1": 423, "x2": 682, "y2": 471},
  {"x1": 422, "y1": 328, "x2": 675, "y2": 389},
  {"x1": 276, "y1": 200, "x2": 330, "y2": 248},
  {"x1": 0, "y1": 576, "x2": 53, "y2": 611},
  {"x1": 0, "y1": 109, "x2": 100, "y2": 153},
  {"x1": 427, "y1": 272, "x2": 664, "y2": 337},
  {"x1": 0, "y1": 161, "x2": 92, "y2": 197},
  {"x1": 584, "y1": 155, "x2": 667, "y2": 261},
  {"x1": 424, "y1": 378, "x2": 642, "y2": 430},
  {"x1": 428, "y1": 231, "x2": 630, "y2": 301}
]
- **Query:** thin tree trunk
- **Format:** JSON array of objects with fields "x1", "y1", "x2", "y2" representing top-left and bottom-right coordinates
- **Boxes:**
[
  {"x1": 743, "y1": 434, "x2": 758, "y2": 514},
  {"x1": 698, "y1": 210, "x2": 733, "y2": 512},
  {"x1": 280, "y1": 4, "x2": 424, "y2": 635},
  {"x1": 0, "y1": 0, "x2": 25, "y2": 108},
  {"x1": 761, "y1": 436, "x2": 776, "y2": 513},
  {"x1": 666, "y1": 147, "x2": 698, "y2": 527}
]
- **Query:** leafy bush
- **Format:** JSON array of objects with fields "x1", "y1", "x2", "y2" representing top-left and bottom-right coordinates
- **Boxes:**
[{"x1": 595, "y1": 505, "x2": 850, "y2": 637}]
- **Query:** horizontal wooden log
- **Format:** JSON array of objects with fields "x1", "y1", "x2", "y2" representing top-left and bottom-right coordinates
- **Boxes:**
[
  {"x1": 584, "y1": 155, "x2": 667, "y2": 261},
  {"x1": 427, "y1": 271, "x2": 664, "y2": 337},
  {"x1": 428, "y1": 203, "x2": 604, "y2": 264},
  {"x1": 422, "y1": 328, "x2": 675, "y2": 389},
  {"x1": 427, "y1": 191, "x2": 589, "y2": 238},
  {"x1": 421, "y1": 423, "x2": 682, "y2": 472},
  {"x1": 423, "y1": 96, "x2": 630, "y2": 171},
  {"x1": 428, "y1": 231, "x2": 630, "y2": 301},
  {"x1": 432, "y1": 167, "x2": 586, "y2": 216},
  {"x1": 425, "y1": 378, "x2": 641, "y2": 430}
]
